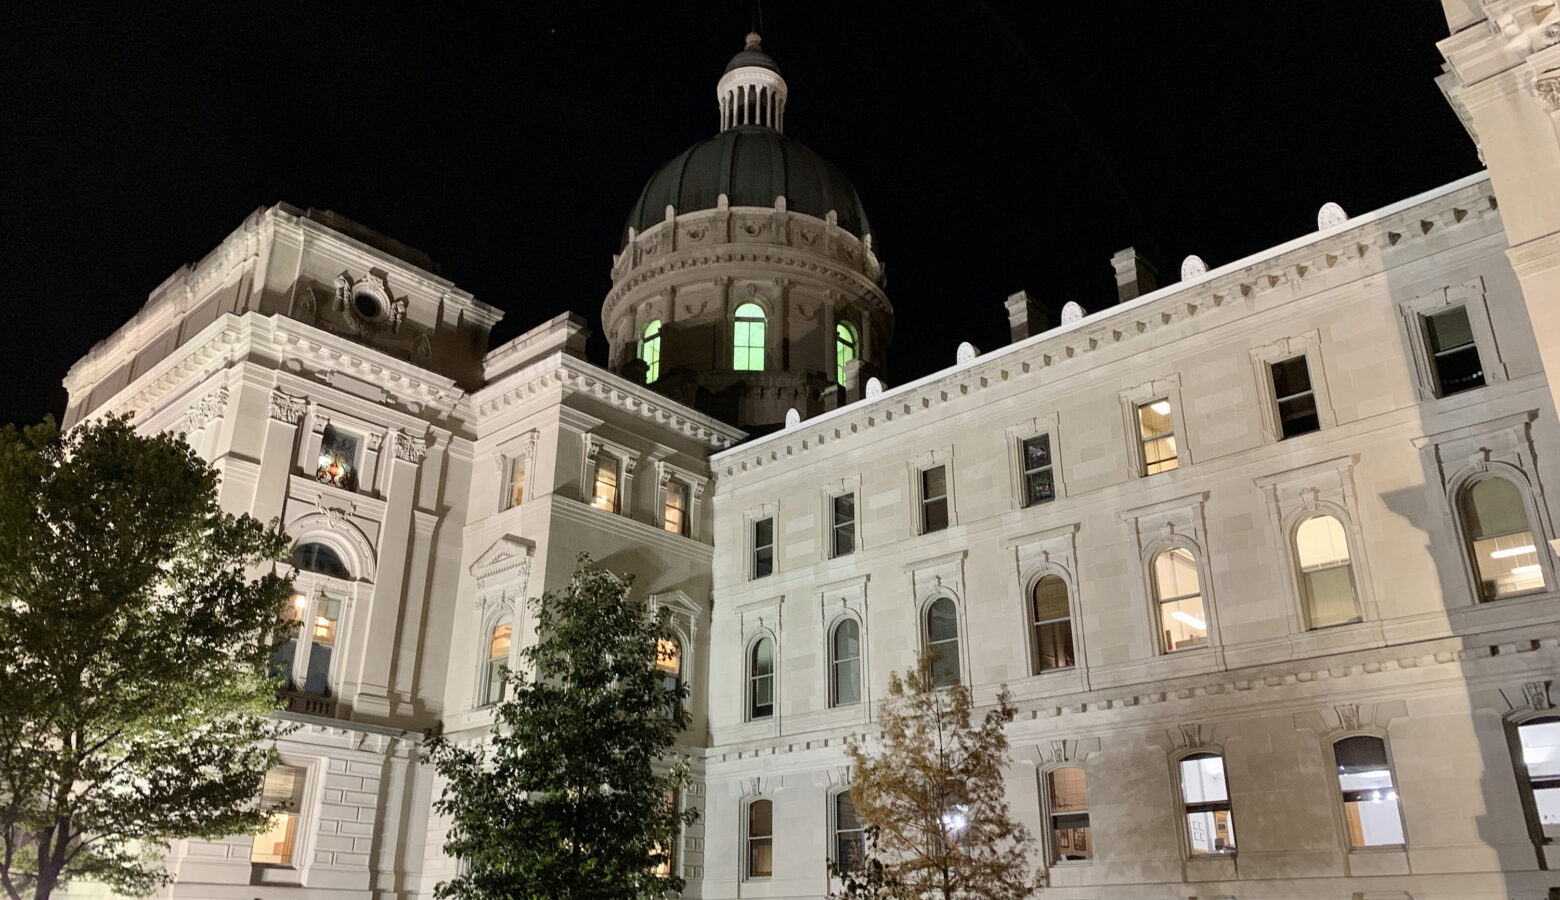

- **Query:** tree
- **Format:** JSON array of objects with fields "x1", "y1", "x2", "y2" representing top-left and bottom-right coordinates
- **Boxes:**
[
  {"x1": 424, "y1": 554, "x2": 698, "y2": 899},
  {"x1": 0, "y1": 415, "x2": 295, "y2": 900},
  {"x1": 839, "y1": 651, "x2": 1037, "y2": 900}
]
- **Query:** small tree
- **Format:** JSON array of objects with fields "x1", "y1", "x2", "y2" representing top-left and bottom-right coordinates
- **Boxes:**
[
  {"x1": 0, "y1": 416, "x2": 295, "y2": 900},
  {"x1": 840, "y1": 651, "x2": 1036, "y2": 900},
  {"x1": 424, "y1": 554, "x2": 698, "y2": 899}
]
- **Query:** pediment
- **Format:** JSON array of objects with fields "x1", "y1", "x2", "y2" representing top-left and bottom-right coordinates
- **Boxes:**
[{"x1": 470, "y1": 534, "x2": 535, "y2": 580}]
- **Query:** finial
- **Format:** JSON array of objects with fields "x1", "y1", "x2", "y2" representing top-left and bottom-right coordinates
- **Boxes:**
[{"x1": 745, "y1": 32, "x2": 763, "y2": 51}]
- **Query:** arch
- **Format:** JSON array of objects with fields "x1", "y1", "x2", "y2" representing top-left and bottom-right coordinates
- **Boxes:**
[
  {"x1": 1292, "y1": 512, "x2": 1362, "y2": 628},
  {"x1": 924, "y1": 596, "x2": 960, "y2": 687},
  {"x1": 1147, "y1": 542, "x2": 1209, "y2": 653},
  {"x1": 1328, "y1": 733, "x2": 1405, "y2": 848},
  {"x1": 747, "y1": 632, "x2": 776, "y2": 720},
  {"x1": 733, "y1": 302, "x2": 767, "y2": 371},
  {"x1": 1029, "y1": 572, "x2": 1075, "y2": 673},
  {"x1": 835, "y1": 320, "x2": 859, "y2": 384},
  {"x1": 292, "y1": 541, "x2": 350, "y2": 580},
  {"x1": 640, "y1": 319, "x2": 662, "y2": 383},
  {"x1": 744, "y1": 797, "x2": 774, "y2": 878},
  {"x1": 827, "y1": 615, "x2": 863, "y2": 707},
  {"x1": 482, "y1": 615, "x2": 513, "y2": 707},
  {"x1": 284, "y1": 515, "x2": 377, "y2": 582},
  {"x1": 1453, "y1": 470, "x2": 1549, "y2": 600}
]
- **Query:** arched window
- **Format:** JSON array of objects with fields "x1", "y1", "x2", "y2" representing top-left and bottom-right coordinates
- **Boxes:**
[
  {"x1": 483, "y1": 617, "x2": 512, "y2": 706},
  {"x1": 1180, "y1": 752, "x2": 1235, "y2": 855},
  {"x1": 733, "y1": 303, "x2": 766, "y2": 371},
  {"x1": 1032, "y1": 575, "x2": 1074, "y2": 673},
  {"x1": 1333, "y1": 735, "x2": 1404, "y2": 847},
  {"x1": 830, "y1": 619, "x2": 862, "y2": 707},
  {"x1": 1515, "y1": 716, "x2": 1560, "y2": 842},
  {"x1": 746, "y1": 798, "x2": 773, "y2": 878},
  {"x1": 656, "y1": 637, "x2": 682, "y2": 719},
  {"x1": 836, "y1": 321, "x2": 859, "y2": 384},
  {"x1": 1044, "y1": 766, "x2": 1091, "y2": 862},
  {"x1": 926, "y1": 597, "x2": 960, "y2": 687},
  {"x1": 833, "y1": 790, "x2": 865, "y2": 871},
  {"x1": 1461, "y1": 477, "x2": 1545, "y2": 600},
  {"x1": 1152, "y1": 548, "x2": 1207, "y2": 653},
  {"x1": 749, "y1": 636, "x2": 775, "y2": 720},
  {"x1": 293, "y1": 542, "x2": 349, "y2": 579},
  {"x1": 1295, "y1": 515, "x2": 1360, "y2": 628},
  {"x1": 640, "y1": 319, "x2": 662, "y2": 383}
]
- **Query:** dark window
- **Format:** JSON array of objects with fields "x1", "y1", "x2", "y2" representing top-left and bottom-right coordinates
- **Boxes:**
[
  {"x1": 1271, "y1": 356, "x2": 1320, "y2": 438},
  {"x1": 293, "y1": 542, "x2": 349, "y2": 579},
  {"x1": 830, "y1": 619, "x2": 861, "y2": 707},
  {"x1": 749, "y1": 637, "x2": 774, "y2": 719},
  {"x1": 921, "y1": 466, "x2": 949, "y2": 533},
  {"x1": 1022, "y1": 435, "x2": 1056, "y2": 506},
  {"x1": 1425, "y1": 307, "x2": 1485, "y2": 396},
  {"x1": 832, "y1": 492, "x2": 856, "y2": 557},
  {"x1": 926, "y1": 597, "x2": 960, "y2": 687},
  {"x1": 752, "y1": 517, "x2": 774, "y2": 578},
  {"x1": 1032, "y1": 575, "x2": 1074, "y2": 672},
  {"x1": 1047, "y1": 766, "x2": 1092, "y2": 862},
  {"x1": 747, "y1": 799, "x2": 773, "y2": 877},
  {"x1": 835, "y1": 791, "x2": 866, "y2": 871},
  {"x1": 1334, "y1": 736, "x2": 1405, "y2": 847}
]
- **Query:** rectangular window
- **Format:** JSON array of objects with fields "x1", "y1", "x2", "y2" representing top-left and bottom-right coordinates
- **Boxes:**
[
  {"x1": 504, "y1": 456, "x2": 525, "y2": 509},
  {"x1": 1518, "y1": 717, "x2": 1560, "y2": 842},
  {"x1": 1047, "y1": 767, "x2": 1092, "y2": 863},
  {"x1": 747, "y1": 799, "x2": 774, "y2": 878},
  {"x1": 251, "y1": 765, "x2": 308, "y2": 865},
  {"x1": 1424, "y1": 306, "x2": 1485, "y2": 397},
  {"x1": 921, "y1": 465, "x2": 949, "y2": 533},
  {"x1": 1021, "y1": 434, "x2": 1056, "y2": 506},
  {"x1": 591, "y1": 454, "x2": 619, "y2": 512},
  {"x1": 752, "y1": 517, "x2": 774, "y2": 579},
  {"x1": 832, "y1": 492, "x2": 856, "y2": 557},
  {"x1": 1137, "y1": 400, "x2": 1179, "y2": 474},
  {"x1": 835, "y1": 791, "x2": 866, "y2": 871},
  {"x1": 1270, "y1": 356, "x2": 1320, "y2": 439},
  {"x1": 314, "y1": 425, "x2": 360, "y2": 492},
  {"x1": 1181, "y1": 754, "x2": 1236, "y2": 855},
  {"x1": 651, "y1": 789, "x2": 678, "y2": 877},
  {"x1": 303, "y1": 596, "x2": 341, "y2": 694},
  {"x1": 663, "y1": 481, "x2": 689, "y2": 536}
]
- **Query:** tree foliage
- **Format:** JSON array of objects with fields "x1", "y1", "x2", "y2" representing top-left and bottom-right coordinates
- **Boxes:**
[
  {"x1": 0, "y1": 416, "x2": 295, "y2": 900},
  {"x1": 839, "y1": 651, "x2": 1036, "y2": 900},
  {"x1": 424, "y1": 554, "x2": 697, "y2": 899}
]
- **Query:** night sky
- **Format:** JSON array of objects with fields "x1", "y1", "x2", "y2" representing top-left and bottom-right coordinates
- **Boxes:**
[{"x1": 0, "y1": 3, "x2": 1477, "y2": 429}]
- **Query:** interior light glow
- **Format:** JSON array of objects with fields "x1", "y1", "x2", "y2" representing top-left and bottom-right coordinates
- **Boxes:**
[
  {"x1": 1170, "y1": 610, "x2": 1206, "y2": 630},
  {"x1": 1490, "y1": 544, "x2": 1536, "y2": 559},
  {"x1": 1512, "y1": 564, "x2": 1542, "y2": 574},
  {"x1": 1149, "y1": 400, "x2": 1172, "y2": 416},
  {"x1": 292, "y1": 594, "x2": 307, "y2": 609}
]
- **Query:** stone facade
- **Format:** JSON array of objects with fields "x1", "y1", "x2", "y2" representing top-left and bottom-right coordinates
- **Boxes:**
[{"x1": 51, "y1": 6, "x2": 1560, "y2": 900}]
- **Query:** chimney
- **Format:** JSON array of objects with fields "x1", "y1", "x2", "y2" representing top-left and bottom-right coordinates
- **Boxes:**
[
  {"x1": 1110, "y1": 247, "x2": 1159, "y2": 303},
  {"x1": 1004, "y1": 290, "x2": 1048, "y2": 343}
]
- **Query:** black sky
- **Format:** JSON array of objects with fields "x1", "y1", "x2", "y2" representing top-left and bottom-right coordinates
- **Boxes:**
[{"x1": 0, "y1": 3, "x2": 1477, "y2": 428}]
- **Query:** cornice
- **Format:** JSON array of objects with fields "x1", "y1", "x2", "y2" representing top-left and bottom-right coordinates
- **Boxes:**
[{"x1": 711, "y1": 172, "x2": 1499, "y2": 475}]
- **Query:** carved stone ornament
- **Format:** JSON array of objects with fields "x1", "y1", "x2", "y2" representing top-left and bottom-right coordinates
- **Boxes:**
[
  {"x1": 183, "y1": 386, "x2": 229, "y2": 432},
  {"x1": 1335, "y1": 702, "x2": 1360, "y2": 731},
  {"x1": 1524, "y1": 680, "x2": 1553, "y2": 711},
  {"x1": 1180, "y1": 255, "x2": 1208, "y2": 280},
  {"x1": 292, "y1": 286, "x2": 318, "y2": 323},
  {"x1": 1060, "y1": 300, "x2": 1086, "y2": 324},
  {"x1": 366, "y1": 431, "x2": 384, "y2": 453},
  {"x1": 1317, "y1": 201, "x2": 1348, "y2": 230},
  {"x1": 865, "y1": 377, "x2": 884, "y2": 397},
  {"x1": 268, "y1": 389, "x2": 307, "y2": 425},
  {"x1": 784, "y1": 407, "x2": 801, "y2": 428},
  {"x1": 393, "y1": 431, "x2": 428, "y2": 464},
  {"x1": 1537, "y1": 76, "x2": 1560, "y2": 112},
  {"x1": 314, "y1": 493, "x2": 357, "y2": 530},
  {"x1": 956, "y1": 341, "x2": 978, "y2": 365},
  {"x1": 1178, "y1": 723, "x2": 1202, "y2": 749}
]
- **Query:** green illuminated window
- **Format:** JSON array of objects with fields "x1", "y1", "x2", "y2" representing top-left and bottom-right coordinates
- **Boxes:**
[{"x1": 733, "y1": 303, "x2": 766, "y2": 371}]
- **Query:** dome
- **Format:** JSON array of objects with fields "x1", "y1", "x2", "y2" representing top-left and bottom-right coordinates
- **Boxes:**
[
  {"x1": 725, "y1": 32, "x2": 779, "y2": 73},
  {"x1": 623, "y1": 125, "x2": 872, "y2": 245}
]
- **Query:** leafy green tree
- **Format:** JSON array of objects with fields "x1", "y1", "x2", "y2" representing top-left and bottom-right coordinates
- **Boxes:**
[
  {"x1": 424, "y1": 554, "x2": 698, "y2": 899},
  {"x1": 0, "y1": 415, "x2": 295, "y2": 900},
  {"x1": 840, "y1": 651, "x2": 1036, "y2": 900}
]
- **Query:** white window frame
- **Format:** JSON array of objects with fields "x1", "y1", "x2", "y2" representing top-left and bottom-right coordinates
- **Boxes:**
[
  {"x1": 480, "y1": 614, "x2": 514, "y2": 708},
  {"x1": 1121, "y1": 494, "x2": 1219, "y2": 659},
  {"x1": 654, "y1": 460, "x2": 708, "y2": 539},
  {"x1": 1005, "y1": 414, "x2": 1065, "y2": 509},
  {"x1": 1148, "y1": 544, "x2": 1209, "y2": 655},
  {"x1": 582, "y1": 435, "x2": 640, "y2": 516},
  {"x1": 907, "y1": 447, "x2": 956, "y2": 537},
  {"x1": 827, "y1": 614, "x2": 864, "y2": 708},
  {"x1": 278, "y1": 563, "x2": 359, "y2": 701},
  {"x1": 747, "y1": 632, "x2": 777, "y2": 721},
  {"x1": 1028, "y1": 571, "x2": 1077, "y2": 674},
  {"x1": 751, "y1": 516, "x2": 776, "y2": 580},
  {"x1": 829, "y1": 786, "x2": 867, "y2": 872},
  {"x1": 250, "y1": 755, "x2": 322, "y2": 874},
  {"x1": 1040, "y1": 763, "x2": 1093, "y2": 865},
  {"x1": 1248, "y1": 331, "x2": 1336, "y2": 444},
  {"x1": 921, "y1": 594, "x2": 963, "y2": 688},
  {"x1": 1172, "y1": 748, "x2": 1237, "y2": 858},
  {"x1": 1397, "y1": 279, "x2": 1507, "y2": 402},
  {"x1": 1119, "y1": 375, "x2": 1189, "y2": 478},
  {"x1": 494, "y1": 429, "x2": 539, "y2": 513},
  {"x1": 743, "y1": 796, "x2": 775, "y2": 879}
]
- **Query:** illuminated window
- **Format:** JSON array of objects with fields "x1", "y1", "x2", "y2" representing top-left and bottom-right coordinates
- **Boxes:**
[
  {"x1": 656, "y1": 637, "x2": 682, "y2": 719},
  {"x1": 314, "y1": 425, "x2": 360, "y2": 491},
  {"x1": 1295, "y1": 515, "x2": 1360, "y2": 627},
  {"x1": 733, "y1": 303, "x2": 766, "y2": 371},
  {"x1": 1137, "y1": 400, "x2": 1179, "y2": 475},
  {"x1": 831, "y1": 492, "x2": 856, "y2": 557},
  {"x1": 640, "y1": 319, "x2": 662, "y2": 383},
  {"x1": 1021, "y1": 434, "x2": 1055, "y2": 506},
  {"x1": 1031, "y1": 575, "x2": 1074, "y2": 673},
  {"x1": 483, "y1": 618, "x2": 512, "y2": 706},
  {"x1": 1180, "y1": 753, "x2": 1235, "y2": 855},
  {"x1": 504, "y1": 456, "x2": 525, "y2": 510},
  {"x1": 1045, "y1": 766, "x2": 1091, "y2": 863},
  {"x1": 836, "y1": 321, "x2": 858, "y2": 384},
  {"x1": 1461, "y1": 477, "x2": 1544, "y2": 600},
  {"x1": 293, "y1": 542, "x2": 349, "y2": 579},
  {"x1": 926, "y1": 597, "x2": 959, "y2": 687},
  {"x1": 829, "y1": 618, "x2": 861, "y2": 707},
  {"x1": 663, "y1": 480, "x2": 689, "y2": 536},
  {"x1": 304, "y1": 596, "x2": 341, "y2": 694},
  {"x1": 1516, "y1": 716, "x2": 1560, "y2": 842},
  {"x1": 651, "y1": 788, "x2": 679, "y2": 877},
  {"x1": 275, "y1": 589, "x2": 343, "y2": 696},
  {"x1": 752, "y1": 517, "x2": 774, "y2": 579},
  {"x1": 1334, "y1": 736, "x2": 1405, "y2": 848},
  {"x1": 1270, "y1": 356, "x2": 1320, "y2": 438},
  {"x1": 1423, "y1": 306, "x2": 1485, "y2": 397},
  {"x1": 920, "y1": 465, "x2": 949, "y2": 533},
  {"x1": 591, "y1": 454, "x2": 619, "y2": 513},
  {"x1": 833, "y1": 790, "x2": 866, "y2": 871},
  {"x1": 749, "y1": 637, "x2": 775, "y2": 720},
  {"x1": 251, "y1": 764, "x2": 307, "y2": 865},
  {"x1": 746, "y1": 798, "x2": 773, "y2": 878},
  {"x1": 1152, "y1": 548, "x2": 1207, "y2": 653}
]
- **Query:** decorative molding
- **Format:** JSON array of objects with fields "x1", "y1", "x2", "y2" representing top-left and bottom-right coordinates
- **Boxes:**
[
  {"x1": 313, "y1": 493, "x2": 357, "y2": 531},
  {"x1": 393, "y1": 430, "x2": 427, "y2": 464},
  {"x1": 1524, "y1": 680, "x2": 1553, "y2": 711},
  {"x1": 1335, "y1": 702, "x2": 1360, "y2": 731},
  {"x1": 269, "y1": 388, "x2": 307, "y2": 425},
  {"x1": 1536, "y1": 75, "x2": 1560, "y2": 111},
  {"x1": 181, "y1": 385, "x2": 229, "y2": 432}
]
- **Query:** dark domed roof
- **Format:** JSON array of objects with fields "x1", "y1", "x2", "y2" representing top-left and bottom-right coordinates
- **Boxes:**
[
  {"x1": 725, "y1": 32, "x2": 780, "y2": 73},
  {"x1": 623, "y1": 125, "x2": 871, "y2": 246}
]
